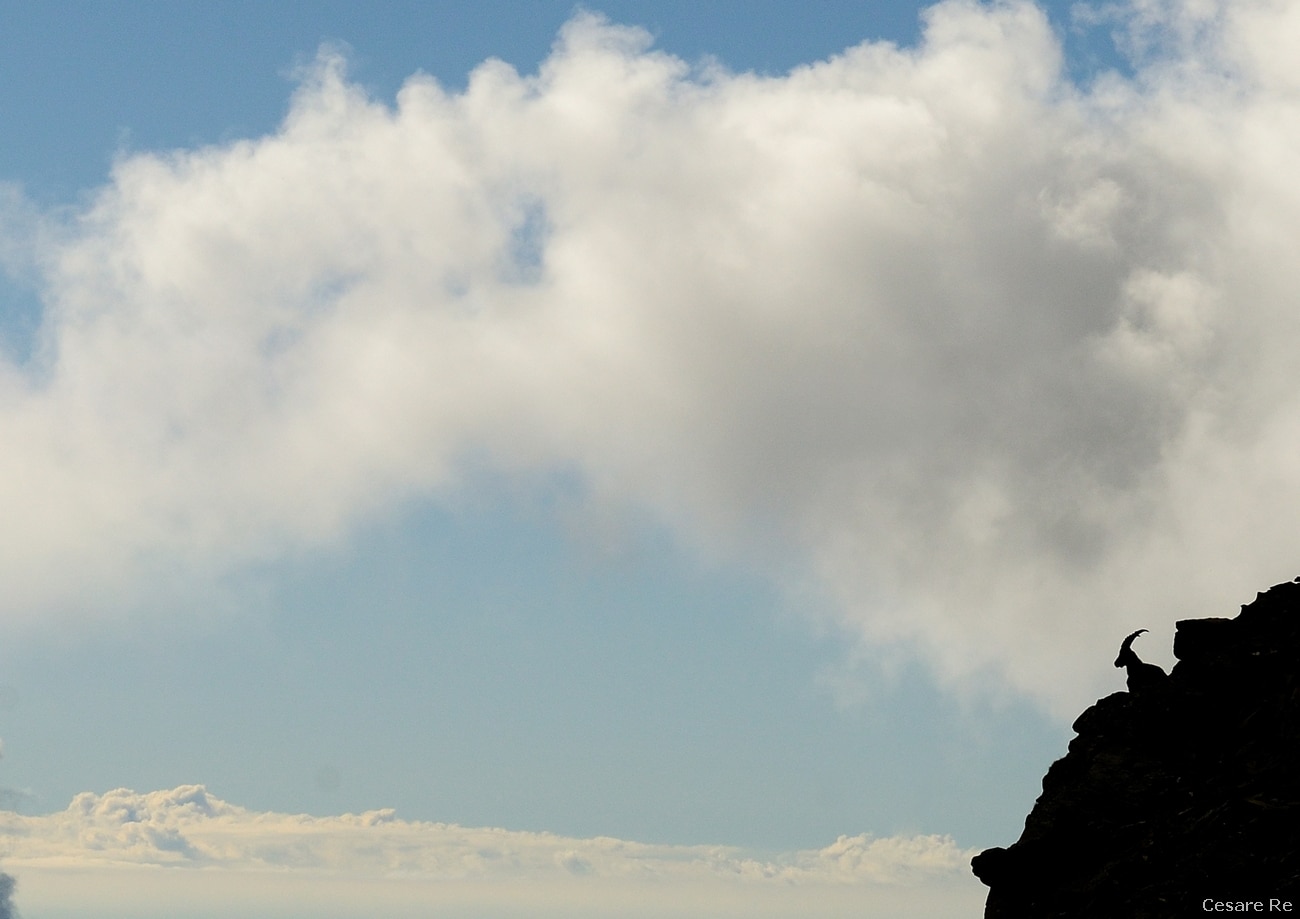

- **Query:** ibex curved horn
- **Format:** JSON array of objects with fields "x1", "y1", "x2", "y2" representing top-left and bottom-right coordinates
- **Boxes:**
[{"x1": 1114, "y1": 629, "x2": 1147, "y2": 667}]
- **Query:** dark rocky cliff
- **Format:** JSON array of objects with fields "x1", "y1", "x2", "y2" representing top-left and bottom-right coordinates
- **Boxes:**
[{"x1": 972, "y1": 578, "x2": 1300, "y2": 917}]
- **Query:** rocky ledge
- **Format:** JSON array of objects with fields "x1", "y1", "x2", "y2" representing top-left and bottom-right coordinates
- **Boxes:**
[{"x1": 973, "y1": 578, "x2": 1300, "y2": 917}]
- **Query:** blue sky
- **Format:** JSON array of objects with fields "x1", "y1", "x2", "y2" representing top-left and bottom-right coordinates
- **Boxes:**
[
  {"x1": 1, "y1": 1, "x2": 1298, "y2": 916},
  {"x1": 0, "y1": 1, "x2": 1124, "y2": 200}
]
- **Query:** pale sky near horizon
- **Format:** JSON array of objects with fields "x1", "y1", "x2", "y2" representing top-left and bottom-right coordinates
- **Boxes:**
[{"x1": 2, "y1": 1, "x2": 1299, "y2": 916}]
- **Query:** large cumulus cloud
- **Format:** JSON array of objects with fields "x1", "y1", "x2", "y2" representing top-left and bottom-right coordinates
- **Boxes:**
[{"x1": 1, "y1": 0, "x2": 1298, "y2": 713}]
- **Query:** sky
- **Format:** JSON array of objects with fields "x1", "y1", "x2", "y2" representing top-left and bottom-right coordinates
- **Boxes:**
[{"x1": 1, "y1": 0, "x2": 1299, "y2": 915}]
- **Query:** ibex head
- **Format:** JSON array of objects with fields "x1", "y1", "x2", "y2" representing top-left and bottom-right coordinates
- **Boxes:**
[{"x1": 1114, "y1": 628, "x2": 1147, "y2": 668}]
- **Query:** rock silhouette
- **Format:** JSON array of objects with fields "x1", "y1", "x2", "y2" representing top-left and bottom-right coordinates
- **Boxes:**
[{"x1": 973, "y1": 578, "x2": 1300, "y2": 917}]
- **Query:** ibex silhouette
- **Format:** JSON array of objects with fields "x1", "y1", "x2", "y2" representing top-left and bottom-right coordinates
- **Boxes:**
[{"x1": 1114, "y1": 629, "x2": 1169, "y2": 692}]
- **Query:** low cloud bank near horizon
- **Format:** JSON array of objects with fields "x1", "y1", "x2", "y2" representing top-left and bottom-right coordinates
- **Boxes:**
[
  {"x1": 1, "y1": 0, "x2": 1300, "y2": 713},
  {"x1": 0, "y1": 785, "x2": 980, "y2": 918}
]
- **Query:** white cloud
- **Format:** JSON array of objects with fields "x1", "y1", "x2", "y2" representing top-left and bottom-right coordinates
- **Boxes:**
[
  {"x1": 1, "y1": 1, "x2": 1299, "y2": 713},
  {"x1": 0, "y1": 786, "x2": 981, "y2": 918}
]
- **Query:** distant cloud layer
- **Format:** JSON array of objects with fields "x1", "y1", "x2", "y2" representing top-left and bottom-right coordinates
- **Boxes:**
[
  {"x1": 0, "y1": 786, "x2": 979, "y2": 917},
  {"x1": 1, "y1": 0, "x2": 1298, "y2": 712}
]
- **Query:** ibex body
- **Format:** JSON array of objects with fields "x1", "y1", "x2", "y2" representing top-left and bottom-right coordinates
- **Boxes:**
[{"x1": 1114, "y1": 629, "x2": 1169, "y2": 692}]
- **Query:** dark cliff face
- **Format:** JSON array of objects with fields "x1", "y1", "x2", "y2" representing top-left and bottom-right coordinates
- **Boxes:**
[{"x1": 972, "y1": 578, "x2": 1300, "y2": 917}]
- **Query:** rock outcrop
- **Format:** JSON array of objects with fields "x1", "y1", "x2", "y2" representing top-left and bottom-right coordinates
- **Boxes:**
[{"x1": 973, "y1": 578, "x2": 1300, "y2": 917}]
